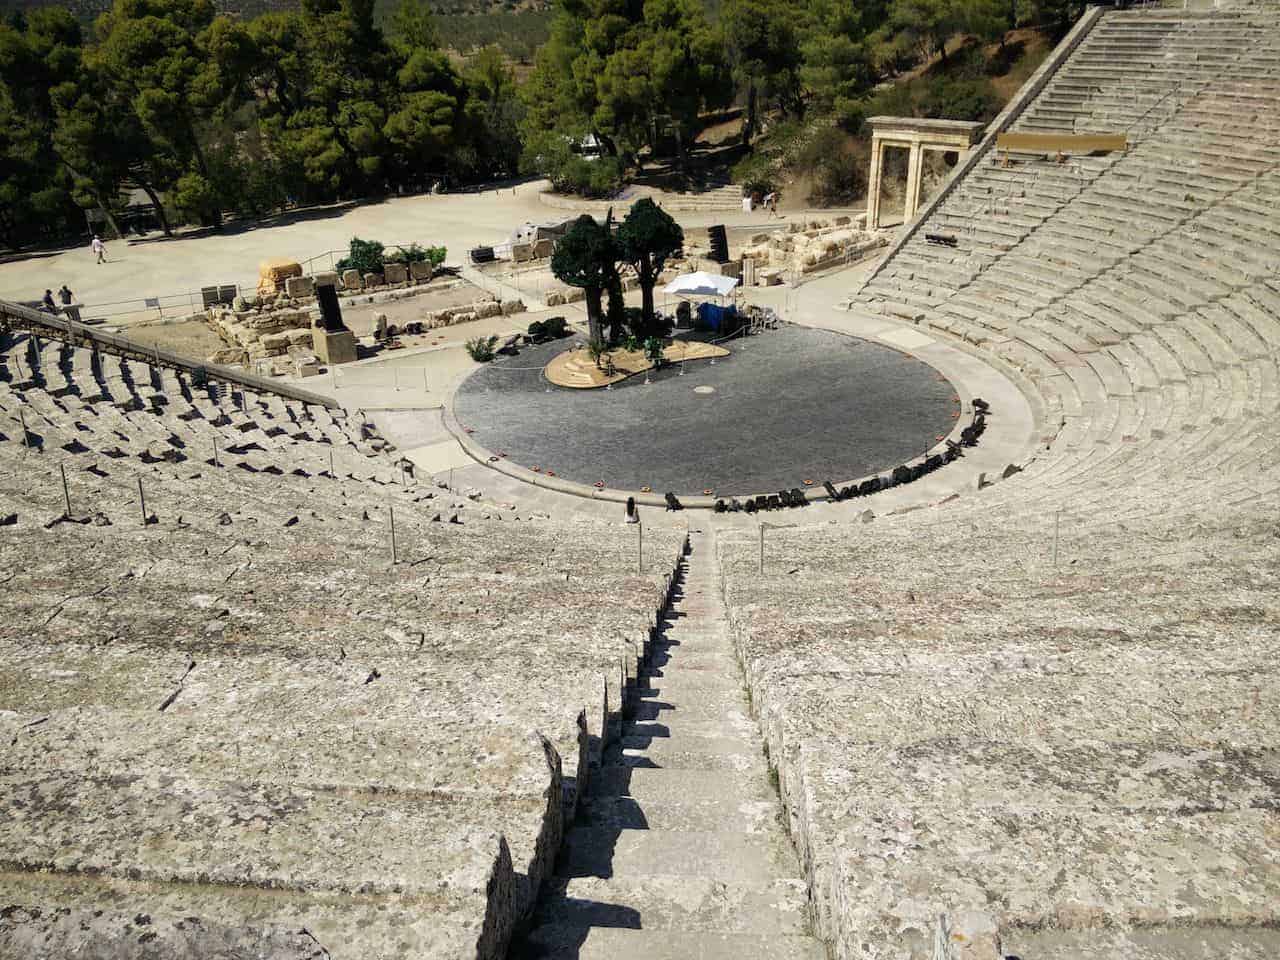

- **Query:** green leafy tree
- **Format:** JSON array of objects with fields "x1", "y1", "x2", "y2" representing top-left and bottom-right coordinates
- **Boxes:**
[
  {"x1": 723, "y1": 0, "x2": 802, "y2": 143},
  {"x1": 0, "y1": 9, "x2": 96, "y2": 245},
  {"x1": 385, "y1": 48, "x2": 461, "y2": 185},
  {"x1": 458, "y1": 46, "x2": 523, "y2": 179},
  {"x1": 641, "y1": 0, "x2": 732, "y2": 167},
  {"x1": 520, "y1": 0, "x2": 728, "y2": 180},
  {"x1": 550, "y1": 213, "x2": 617, "y2": 343},
  {"x1": 617, "y1": 197, "x2": 682, "y2": 327},
  {"x1": 887, "y1": 0, "x2": 963, "y2": 63},
  {"x1": 389, "y1": 0, "x2": 439, "y2": 52}
]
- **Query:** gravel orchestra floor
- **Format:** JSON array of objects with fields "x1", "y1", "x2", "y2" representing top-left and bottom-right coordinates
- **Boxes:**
[{"x1": 454, "y1": 324, "x2": 960, "y2": 497}]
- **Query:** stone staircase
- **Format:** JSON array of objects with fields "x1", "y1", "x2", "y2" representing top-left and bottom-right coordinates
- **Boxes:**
[{"x1": 512, "y1": 530, "x2": 824, "y2": 960}]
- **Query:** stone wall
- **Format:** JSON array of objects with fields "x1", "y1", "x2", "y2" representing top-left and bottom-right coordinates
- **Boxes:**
[
  {"x1": 740, "y1": 217, "x2": 885, "y2": 277},
  {"x1": 420, "y1": 298, "x2": 526, "y2": 328},
  {"x1": 207, "y1": 305, "x2": 317, "y2": 363}
]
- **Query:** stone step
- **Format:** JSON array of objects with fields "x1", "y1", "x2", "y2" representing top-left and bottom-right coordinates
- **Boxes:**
[
  {"x1": 1002, "y1": 928, "x2": 1280, "y2": 960},
  {"x1": 582, "y1": 793, "x2": 782, "y2": 834},
  {"x1": 592, "y1": 764, "x2": 773, "y2": 805},
  {"x1": 559, "y1": 827, "x2": 796, "y2": 883},
  {"x1": 524, "y1": 875, "x2": 811, "y2": 935},
  {"x1": 517, "y1": 927, "x2": 826, "y2": 960}
]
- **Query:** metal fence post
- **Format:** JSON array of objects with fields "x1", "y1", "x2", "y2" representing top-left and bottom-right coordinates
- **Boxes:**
[
  {"x1": 212, "y1": 439, "x2": 219, "y2": 467},
  {"x1": 637, "y1": 522, "x2": 643, "y2": 574},
  {"x1": 18, "y1": 409, "x2": 28, "y2": 449},
  {"x1": 137, "y1": 477, "x2": 147, "y2": 525},
  {"x1": 60, "y1": 464, "x2": 71, "y2": 517},
  {"x1": 389, "y1": 506, "x2": 397, "y2": 565}
]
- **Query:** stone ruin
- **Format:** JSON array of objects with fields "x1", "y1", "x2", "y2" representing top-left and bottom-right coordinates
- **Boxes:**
[
  {"x1": 739, "y1": 216, "x2": 888, "y2": 282},
  {"x1": 206, "y1": 294, "x2": 528, "y2": 366}
]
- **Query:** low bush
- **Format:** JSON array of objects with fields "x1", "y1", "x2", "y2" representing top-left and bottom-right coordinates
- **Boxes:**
[
  {"x1": 465, "y1": 334, "x2": 500, "y2": 361},
  {"x1": 335, "y1": 237, "x2": 386, "y2": 275},
  {"x1": 385, "y1": 243, "x2": 447, "y2": 266}
]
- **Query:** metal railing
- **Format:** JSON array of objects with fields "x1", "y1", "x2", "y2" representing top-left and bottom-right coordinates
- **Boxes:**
[
  {"x1": 296, "y1": 243, "x2": 435, "y2": 277},
  {"x1": 0, "y1": 298, "x2": 338, "y2": 408},
  {"x1": 79, "y1": 286, "x2": 248, "y2": 325}
]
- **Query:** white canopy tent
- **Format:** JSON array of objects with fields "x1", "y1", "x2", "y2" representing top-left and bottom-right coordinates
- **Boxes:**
[{"x1": 663, "y1": 271, "x2": 740, "y2": 298}]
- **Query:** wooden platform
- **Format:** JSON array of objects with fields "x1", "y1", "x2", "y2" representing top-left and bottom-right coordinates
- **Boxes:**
[{"x1": 545, "y1": 340, "x2": 731, "y2": 389}]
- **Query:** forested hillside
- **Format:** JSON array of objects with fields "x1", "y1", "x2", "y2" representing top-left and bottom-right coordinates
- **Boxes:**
[{"x1": 0, "y1": 0, "x2": 1084, "y2": 249}]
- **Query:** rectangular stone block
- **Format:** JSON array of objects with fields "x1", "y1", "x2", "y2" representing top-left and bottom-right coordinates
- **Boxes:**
[
  {"x1": 313, "y1": 328, "x2": 358, "y2": 365},
  {"x1": 285, "y1": 276, "x2": 315, "y2": 298},
  {"x1": 313, "y1": 271, "x2": 338, "y2": 288},
  {"x1": 341, "y1": 269, "x2": 362, "y2": 290},
  {"x1": 533, "y1": 239, "x2": 555, "y2": 259},
  {"x1": 363, "y1": 273, "x2": 384, "y2": 289},
  {"x1": 384, "y1": 262, "x2": 408, "y2": 284},
  {"x1": 409, "y1": 260, "x2": 434, "y2": 281},
  {"x1": 511, "y1": 243, "x2": 534, "y2": 263}
]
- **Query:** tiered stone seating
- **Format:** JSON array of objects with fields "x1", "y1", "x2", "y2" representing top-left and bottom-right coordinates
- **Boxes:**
[
  {"x1": 0, "y1": 328, "x2": 687, "y2": 958},
  {"x1": 740, "y1": 5, "x2": 1280, "y2": 956},
  {"x1": 717, "y1": 501, "x2": 1280, "y2": 960}
]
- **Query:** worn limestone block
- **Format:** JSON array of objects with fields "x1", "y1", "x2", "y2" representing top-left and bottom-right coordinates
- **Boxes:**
[
  {"x1": 532, "y1": 239, "x2": 555, "y2": 259},
  {"x1": 475, "y1": 301, "x2": 503, "y2": 320},
  {"x1": 313, "y1": 271, "x2": 338, "y2": 289},
  {"x1": 409, "y1": 260, "x2": 433, "y2": 281},
  {"x1": 501, "y1": 300, "x2": 526, "y2": 316},
  {"x1": 452, "y1": 311, "x2": 478, "y2": 325},
  {"x1": 285, "y1": 276, "x2": 315, "y2": 298},
  {"x1": 260, "y1": 331, "x2": 292, "y2": 352},
  {"x1": 363, "y1": 272, "x2": 384, "y2": 289},
  {"x1": 564, "y1": 288, "x2": 584, "y2": 303},
  {"x1": 545, "y1": 292, "x2": 564, "y2": 306},
  {"x1": 313, "y1": 327, "x2": 357, "y2": 365},
  {"x1": 384, "y1": 263, "x2": 408, "y2": 285},
  {"x1": 341, "y1": 269, "x2": 362, "y2": 290},
  {"x1": 511, "y1": 243, "x2": 534, "y2": 263}
]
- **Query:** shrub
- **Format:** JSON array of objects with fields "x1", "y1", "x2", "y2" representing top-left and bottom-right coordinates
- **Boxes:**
[
  {"x1": 586, "y1": 336, "x2": 607, "y2": 369},
  {"x1": 526, "y1": 319, "x2": 546, "y2": 340},
  {"x1": 465, "y1": 334, "x2": 499, "y2": 362},
  {"x1": 558, "y1": 156, "x2": 624, "y2": 199},
  {"x1": 798, "y1": 127, "x2": 867, "y2": 207},
  {"x1": 335, "y1": 237, "x2": 385, "y2": 275},
  {"x1": 543, "y1": 316, "x2": 568, "y2": 338},
  {"x1": 386, "y1": 243, "x2": 448, "y2": 266}
]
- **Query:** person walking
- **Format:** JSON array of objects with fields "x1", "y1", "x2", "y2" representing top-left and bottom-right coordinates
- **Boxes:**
[
  {"x1": 91, "y1": 235, "x2": 106, "y2": 264},
  {"x1": 58, "y1": 284, "x2": 73, "y2": 306}
]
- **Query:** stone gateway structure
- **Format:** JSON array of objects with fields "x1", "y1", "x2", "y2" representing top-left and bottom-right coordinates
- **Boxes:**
[{"x1": 865, "y1": 116, "x2": 984, "y2": 229}]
